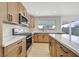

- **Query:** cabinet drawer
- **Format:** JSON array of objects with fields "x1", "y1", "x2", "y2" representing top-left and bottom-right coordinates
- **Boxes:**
[
  {"x1": 4, "y1": 42, "x2": 17, "y2": 56},
  {"x1": 61, "y1": 45, "x2": 78, "y2": 57},
  {"x1": 56, "y1": 42, "x2": 64, "y2": 57},
  {"x1": 56, "y1": 41, "x2": 78, "y2": 57}
]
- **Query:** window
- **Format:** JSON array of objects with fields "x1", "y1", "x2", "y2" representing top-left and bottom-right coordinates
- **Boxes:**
[
  {"x1": 38, "y1": 24, "x2": 55, "y2": 30},
  {"x1": 38, "y1": 25, "x2": 44, "y2": 30},
  {"x1": 62, "y1": 21, "x2": 79, "y2": 36}
]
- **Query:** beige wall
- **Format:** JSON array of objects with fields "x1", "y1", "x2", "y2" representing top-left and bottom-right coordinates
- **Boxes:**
[
  {"x1": 55, "y1": 16, "x2": 62, "y2": 32},
  {"x1": 34, "y1": 16, "x2": 62, "y2": 32}
]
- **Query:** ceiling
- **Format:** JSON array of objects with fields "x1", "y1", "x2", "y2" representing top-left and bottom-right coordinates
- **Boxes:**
[
  {"x1": 22, "y1": 2, "x2": 79, "y2": 24},
  {"x1": 22, "y1": 2, "x2": 79, "y2": 16}
]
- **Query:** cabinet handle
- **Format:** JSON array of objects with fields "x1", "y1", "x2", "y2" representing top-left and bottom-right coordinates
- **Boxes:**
[
  {"x1": 7, "y1": 14, "x2": 12, "y2": 22},
  {"x1": 8, "y1": 14, "x2": 10, "y2": 21},
  {"x1": 18, "y1": 46, "x2": 22, "y2": 55},
  {"x1": 17, "y1": 41, "x2": 22, "y2": 44},
  {"x1": 60, "y1": 47, "x2": 68, "y2": 53},
  {"x1": 49, "y1": 42, "x2": 51, "y2": 46},
  {"x1": 60, "y1": 55, "x2": 63, "y2": 57}
]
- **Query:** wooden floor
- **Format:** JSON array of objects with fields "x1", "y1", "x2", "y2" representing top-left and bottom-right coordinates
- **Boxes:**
[{"x1": 28, "y1": 43, "x2": 50, "y2": 57}]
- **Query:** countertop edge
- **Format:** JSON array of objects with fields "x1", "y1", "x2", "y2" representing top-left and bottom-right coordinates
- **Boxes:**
[
  {"x1": 49, "y1": 34, "x2": 79, "y2": 56},
  {"x1": 2, "y1": 36, "x2": 26, "y2": 47}
]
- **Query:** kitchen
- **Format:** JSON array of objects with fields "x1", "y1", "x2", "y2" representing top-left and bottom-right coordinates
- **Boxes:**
[{"x1": 0, "y1": 2, "x2": 79, "y2": 57}]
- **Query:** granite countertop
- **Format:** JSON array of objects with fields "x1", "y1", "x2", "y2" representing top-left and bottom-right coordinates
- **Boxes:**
[
  {"x1": 49, "y1": 34, "x2": 79, "y2": 56},
  {"x1": 2, "y1": 36, "x2": 26, "y2": 47},
  {"x1": 32, "y1": 30, "x2": 63, "y2": 34}
]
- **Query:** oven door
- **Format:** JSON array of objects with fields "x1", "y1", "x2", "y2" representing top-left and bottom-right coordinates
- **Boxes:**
[{"x1": 26, "y1": 36, "x2": 32, "y2": 50}]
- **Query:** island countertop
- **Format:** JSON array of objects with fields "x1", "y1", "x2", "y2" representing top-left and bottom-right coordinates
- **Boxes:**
[{"x1": 49, "y1": 34, "x2": 79, "y2": 56}]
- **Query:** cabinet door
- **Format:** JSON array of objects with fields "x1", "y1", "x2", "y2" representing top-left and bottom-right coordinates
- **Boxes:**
[
  {"x1": 51, "y1": 38, "x2": 56, "y2": 57},
  {"x1": 49, "y1": 36, "x2": 57, "y2": 57},
  {"x1": 4, "y1": 42, "x2": 18, "y2": 57},
  {"x1": 8, "y1": 2, "x2": 19, "y2": 23},
  {"x1": 0, "y1": 46, "x2": 3, "y2": 57},
  {"x1": 49, "y1": 37, "x2": 53, "y2": 56},
  {"x1": 33, "y1": 34, "x2": 39, "y2": 43},
  {"x1": 17, "y1": 39, "x2": 26, "y2": 57},
  {"x1": 22, "y1": 39, "x2": 26, "y2": 56},
  {"x1": 38, "y1": 34, "x2": 48, "y2": 43},
  {"x1": 38, "y1": 34, "x2": 43, "y2": 42},
  {"x1": 43, "y1": 34, "x2": 48, "y2": 42},
  {"x1": 32, "y1": 34, "x2": 38, "y2": 43},
  {"x1": 61, "y1": 45, "x2": 78, "y2": 57},
  {"x1": 4, "y1": 39, "x2": 26, "y2": 57},
  {"x1": 56, "y1": 42, "x2": 64, "y2": 57},
  {"x1": 0, "y1": 3, "x2": 7, "y2": 22}
]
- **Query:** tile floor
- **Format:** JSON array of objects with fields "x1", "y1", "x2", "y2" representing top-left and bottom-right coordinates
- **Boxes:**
[{"x1": 28, "y1": 43, "x2": 50, "y2": 57}]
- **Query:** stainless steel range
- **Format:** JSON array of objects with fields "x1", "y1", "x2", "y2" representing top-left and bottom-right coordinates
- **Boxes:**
[
  {"x1": 26, "y1": 33, "x2": 32, "y2": 50},
  {"x1": 12, "y1": 28, "x2": 32, "y2": 50}
]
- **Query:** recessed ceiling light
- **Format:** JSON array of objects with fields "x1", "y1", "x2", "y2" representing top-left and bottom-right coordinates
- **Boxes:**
[
  {"x1": 52, "y1": 11, "x2": 56, "y2": 13},
  {"x1": 36, "y1": 12, "x2": 39, "y2": 14}
]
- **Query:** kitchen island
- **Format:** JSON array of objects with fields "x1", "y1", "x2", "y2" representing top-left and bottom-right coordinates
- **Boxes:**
[{"x1": 49, "y1": 34, "x2": 79, "y2": 57}]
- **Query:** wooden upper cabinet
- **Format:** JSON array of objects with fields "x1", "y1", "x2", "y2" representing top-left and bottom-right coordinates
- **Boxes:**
[
  {"x1": 28, "y1": 15, "x2": 35, "y2": 28},
  {"x1": 19, "y1": 3, "x2": 27, "y2": 17},
  {"x1": 8, "y1": 2, "x2": 19, "y2": 24},
  {"x1": 19, "y1": 3, "x2": 24, "y2": 13},
  {"x1": 0, "y1": 2, "x2": 27, "y2": 23},
  {"x1": 0, "y1": 3, "x2": 8, "y2": 22}
]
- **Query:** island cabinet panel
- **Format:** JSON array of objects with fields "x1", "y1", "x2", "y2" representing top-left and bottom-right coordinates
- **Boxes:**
[
  {"x1": 49, "y1": 36, "x2": 56, "y2": 57},
  {"x1": 49, "y1": 36, "x2": 78, "y2": 57},
  {"x1": 4, "y1": 38, "x2": 26, "y2": 57},
  {"x1": 56, "y1": 42, "x2": 64, "y2": 57},
  {"x1": 59, "y1": 43, "x2": 78, "y2": 57},
  {"x1": 32, "y1": 33, "x2": 49, "y2": 43}
]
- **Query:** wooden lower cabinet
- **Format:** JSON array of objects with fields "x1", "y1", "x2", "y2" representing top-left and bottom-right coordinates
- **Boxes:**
[
  {"x1": 32, "y1": 33, "x2": 48, "y2": 43},
  {"x1": 0, "y1": 46, "x2": 3, "y2": 57},
  {"x1": 4, "y1": 38, "x2": 26, "y2": 57},
  {"x1": 32, "y1": 33, "x2": 39, "y2": 43},
  {"x1": 59, "y1": 43, "x2": 77, "y2": 57},
  {"x1": 49, "y1": 36, "x2": 78, "y2": 57},
  {"x1": 49, "y1": 37, "x2": 56, "y2": 57}
]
